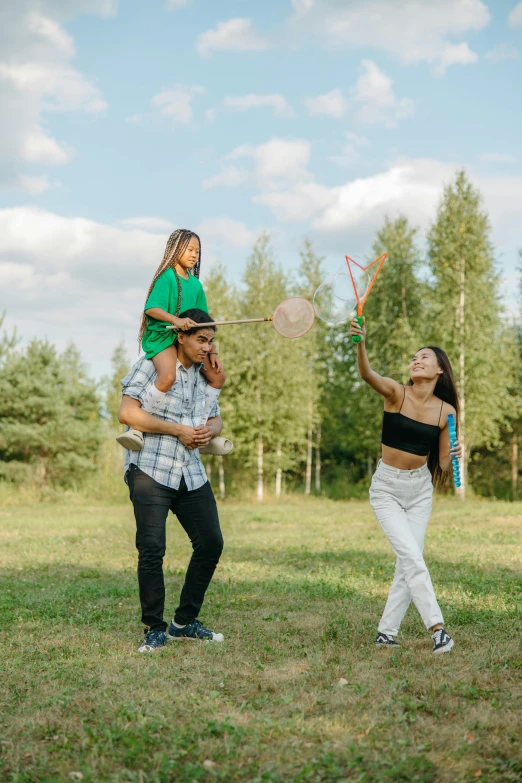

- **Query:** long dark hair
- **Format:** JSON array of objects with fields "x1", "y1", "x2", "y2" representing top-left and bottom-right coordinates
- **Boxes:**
[{"x1": 409, "y1": 346, "x2": 459, "y2": 487}]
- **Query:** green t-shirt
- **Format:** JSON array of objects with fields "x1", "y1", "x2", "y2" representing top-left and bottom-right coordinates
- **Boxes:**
[{"x1": 142, "y1": 268, "x2": 208, "y2": 359}]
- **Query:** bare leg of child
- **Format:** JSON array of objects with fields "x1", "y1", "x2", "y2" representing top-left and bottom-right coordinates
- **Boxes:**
[
  {"x1": 201, "y1": 355, "x2": 226, "y2": 424},
  {"x1": 115, "y1": 345, "x2": 178, "y2": 451},
  {"x1": 151, "y1": 345, "x2": 178, "y2": 392},
  {"x1": 143, "y1": 344, "x2": 178, "y2": 412}
]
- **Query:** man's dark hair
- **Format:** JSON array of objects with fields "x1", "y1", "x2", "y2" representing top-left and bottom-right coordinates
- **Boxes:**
[{"x1": 178, "y1": 309, "x2": 215, "y2": 336}]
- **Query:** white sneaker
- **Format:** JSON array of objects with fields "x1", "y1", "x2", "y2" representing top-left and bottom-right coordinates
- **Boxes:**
[
  {"x1": 199, "y1": 437, "x2": 234, "y2": 456},
  {"x1": 116, "y1": 429, "x2": 144, "y2": 451}
]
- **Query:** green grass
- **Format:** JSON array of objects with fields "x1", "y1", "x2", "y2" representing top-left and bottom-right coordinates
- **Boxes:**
[{"x1": 0, "y1": 496, "x2": 521, "y2": 782}]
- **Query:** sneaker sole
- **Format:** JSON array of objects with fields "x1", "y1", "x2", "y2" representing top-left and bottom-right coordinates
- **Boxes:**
[
  {"x1": 116, "y1": 433, "x2": 143, "y2": 451},
  {"x1": 138, "y1": 645, "x2": 167, "y2": 654},
  {"x1": 167, "y1": 633, "x2": 224, "y2": 643},
  {"x1": 433, "y1": 638, "x2": 454, "y2": 655}
]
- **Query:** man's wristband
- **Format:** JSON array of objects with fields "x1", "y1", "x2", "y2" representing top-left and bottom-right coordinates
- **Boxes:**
[{"x1": 209, "y1": 352, "x2": 219, "y2": 356}]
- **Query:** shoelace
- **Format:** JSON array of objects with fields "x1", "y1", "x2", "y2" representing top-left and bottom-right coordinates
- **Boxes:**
[{"x1": 145, "y1": 630, "x2": 163, "y2": 645}]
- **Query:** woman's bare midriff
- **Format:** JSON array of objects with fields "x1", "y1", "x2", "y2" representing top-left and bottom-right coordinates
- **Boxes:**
[{"x1": 381, "y1": 444, "x2": 429, "y2": 470}]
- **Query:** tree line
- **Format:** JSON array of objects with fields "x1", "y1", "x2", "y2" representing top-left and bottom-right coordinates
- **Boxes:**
[{"x1": 0, "y1": 170, "x2": 520, "y2": 500}]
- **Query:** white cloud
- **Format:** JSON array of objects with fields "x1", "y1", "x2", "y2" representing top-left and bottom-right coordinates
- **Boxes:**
[
  {"x1": 223, "y1": 93, "x2": 292, "y2": 117},
  {"x1": 480, "y1": 153, "x2": 518, "y2": 164},
  {"x1": 0, "y1": 205, "x2": 254, "y2": 376},
  {"x1": 22, "y1": 129, "x2": 72, "y2": 165},
  {"x1": 17, "y1": 175, "x2": 53, "y2": 194},
  {"x1": 197, "y1": 218, "x2": 256, "y2": 249},
  {"x1": 485, "y1": 43, "x2": 519, "y2": 62},
  {"x1": 0, "y1": 2, "x2": 109, "y2": 193},
  {"x1": 240, "y1": 151, "x2": 522, "y2": 261},
  {"x1": 290, "y1": 0, "x2": 489, "y2": 73},
  {"x1": 27, "y1": 12, "x2": 75, "y2": 57},
  {"x1": 435, "y1": 42, "x2": 478, "y2": 75},
  {"x1": 329, "y1": 132, "x2": 370, "y2": 167},
  {"x1": 302, "y1": 88, "x2": 347, "y2": 118},
  {"x1": 151, "y1": 85, "x2": 205, "y2": 124},
  {"x1": 353, "y1": 60, "x2": 415, "y2": 126},
  {"x1": 118, "y1": 217, "x2": 175, "y2": 232},
  {"x1": 196, "y1": 18, "x2": 270, "y2": 58},
  {"x1": 0, "y1": 207, "x2": 168, "y2": 373},
  {"x1": 204, "y1": 139, "x2": 311, "y2": 191},
  {"x1": 302, "y1": 62, "x2": 413, "y2": 126},
  {"x1": 509, "y1": 2, "x2": 522, "y2": 28},
  {"x1": 255, "y1": 181, "x2": 337, "y2": 223},
  {"x1": 314, "y1": 159, "x2": 457, "y2": 233},
  {"x1": 228, "y1": 139, "x2": 311, "y2": 183},
  {"x1": 0, "y1": 63, "x2": 106, "y2": 113},
  {"x1": 202, "y1": 166, "x2": 248, "y2": 191}
]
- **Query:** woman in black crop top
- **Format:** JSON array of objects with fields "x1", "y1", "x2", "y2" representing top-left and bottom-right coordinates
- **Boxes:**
[{"x1": 350, "y1": 316, "x2": 461, "y2": 655}]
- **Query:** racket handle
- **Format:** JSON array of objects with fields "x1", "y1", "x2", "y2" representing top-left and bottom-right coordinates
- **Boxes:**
[
  {"x1": 352, "y1": 315, "x2": 363, "y2": 344},
  {"x1": 447, "y1": 414, "x2": 461, "y2": 489}
]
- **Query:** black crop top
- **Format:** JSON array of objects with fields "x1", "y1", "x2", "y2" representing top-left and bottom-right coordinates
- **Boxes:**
[{"x1": 381, "y1": 388, "x2": 443, "y2": 457}]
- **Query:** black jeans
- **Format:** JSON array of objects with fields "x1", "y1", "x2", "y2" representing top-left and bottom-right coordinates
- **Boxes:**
[{"x1": 126, "y1": 465, "x2": 224, "y2": 631}]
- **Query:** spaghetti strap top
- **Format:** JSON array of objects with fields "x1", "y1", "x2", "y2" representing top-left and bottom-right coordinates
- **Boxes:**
[{"x1": 382, "y1": 388, "x2": 443, "y2": 457}]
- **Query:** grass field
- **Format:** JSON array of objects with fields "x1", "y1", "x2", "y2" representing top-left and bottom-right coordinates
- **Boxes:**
[{"x1": 0, "y1": 496, "x2": 521, "y2": 783}]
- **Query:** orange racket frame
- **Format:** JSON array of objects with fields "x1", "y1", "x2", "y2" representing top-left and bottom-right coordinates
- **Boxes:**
[{"x1": 345, "y1": 252, "x2": 387, "y2": 342}]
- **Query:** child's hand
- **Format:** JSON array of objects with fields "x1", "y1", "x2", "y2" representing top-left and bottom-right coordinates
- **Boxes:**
[
  {"x1": 172, "y1": 316, "x2": 199, "y2": 331},
  {"x1": 349, "y1": 317, "x2": 366, "y2": 342},
  {"x1": 209, "y1": 352, "x2": 224, "y2": 373}
]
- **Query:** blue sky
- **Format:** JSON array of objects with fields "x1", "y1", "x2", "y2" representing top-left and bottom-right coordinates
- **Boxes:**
[{"x1": 1, "y1": 0, "x2": 522, "y2": 378}]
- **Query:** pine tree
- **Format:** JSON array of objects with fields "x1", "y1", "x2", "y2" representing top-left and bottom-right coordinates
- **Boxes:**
[
  {"x1": 427, "y1": 170, "x2": 512, "y2": 497},
  {"x1": 104, "y1": 341, "x2": 131, "y2": 428},
  {"x1": 0, "y1": 339, "x2": 104, "y2": 487},
  {"x1": 0, "y1": 313, "x2": 19, "y2": 365},
  {"x1": 320, "y1": 216, "x2": 424, "y2": 490},
  {"x1": 369, "y1": 215, "x2": 424, "y2": 377}
]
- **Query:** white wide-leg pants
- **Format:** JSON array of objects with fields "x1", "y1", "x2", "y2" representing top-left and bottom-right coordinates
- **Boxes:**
[{"x1": 369, "y1": 460, "x2": 444, "y2": 636}]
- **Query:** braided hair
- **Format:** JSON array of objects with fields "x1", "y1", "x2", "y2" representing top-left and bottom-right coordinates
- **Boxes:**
[{"x1": 138, "y1": 228, "x2": 201, "y2": 346}]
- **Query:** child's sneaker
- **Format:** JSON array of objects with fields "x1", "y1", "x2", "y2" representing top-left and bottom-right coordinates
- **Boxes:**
[
  {"x1": 375, "y1": 632, "x2": 400, "y2": 646},
  {"x1": 168, "y1": 619, "x2": 224, "y2": 642},
  {"x1": 199, "y1": 436, "x2": 234, "y2": 456},
  {"x1": 138, "y1": 629, "x2": 167, "y2": 653},
  {"x1": 116, "y1": 428, "x2": 144, "y2": 451},
  {"x1": 432, "y1": 628, "x2": 454, "y2": 654}
]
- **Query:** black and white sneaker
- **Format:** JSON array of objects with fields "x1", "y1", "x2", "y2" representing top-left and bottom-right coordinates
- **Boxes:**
[
  {"x1": 375, "y1": 632, "x2": 400, "y2": 646},
  {"x1": 432, "y1": 628, "x2": 454, "y2": 654},
  {"x1": 167, "y1": 619, "x2": 224, "y2": 642},
  {"x1": 137, "y1": 629, "x2": 167, "y2": 653}
]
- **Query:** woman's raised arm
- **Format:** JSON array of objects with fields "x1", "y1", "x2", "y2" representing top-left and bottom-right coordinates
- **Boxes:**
[{"x1": 349, "y1": 317, "x2": 403, "y2": 400}]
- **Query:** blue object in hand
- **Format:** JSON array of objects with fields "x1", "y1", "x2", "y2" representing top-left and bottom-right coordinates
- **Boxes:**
[{"x1": 447, "y1": 413, "x2": 461, "y2": 489}]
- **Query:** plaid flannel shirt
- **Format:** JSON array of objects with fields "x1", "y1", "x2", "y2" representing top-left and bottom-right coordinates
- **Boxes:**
[{"x1": 121, "y1": 356, "x2": 220, "y2": 490}]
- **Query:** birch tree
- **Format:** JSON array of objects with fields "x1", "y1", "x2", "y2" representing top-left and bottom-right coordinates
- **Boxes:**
[
  {"x1": 218, "y1": 234, "x2": 309, "y2": 499},
  {"x1": 427, "y1": 171, "x2": 512, "y2": 497},
  {"x1": 295, "y1": 239, "x2": 328, "y2": 494}
]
